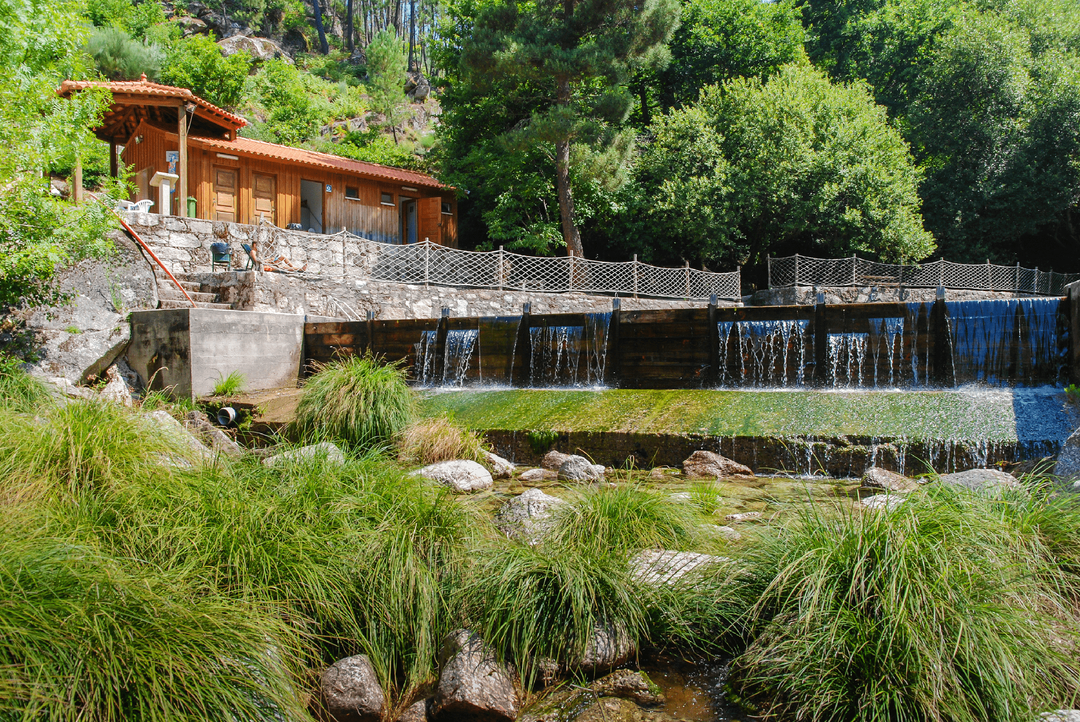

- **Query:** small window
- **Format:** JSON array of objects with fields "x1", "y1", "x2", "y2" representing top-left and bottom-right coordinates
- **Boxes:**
[
  {"x1": 345, "y1": 186, "x2": 360, "y2": 200},
  {"x1": 441, "y1": 202, "x2": 453, "y2": 215},
  {"x1": 380, "y1": 192, "x2": 395, "y2": 206}
]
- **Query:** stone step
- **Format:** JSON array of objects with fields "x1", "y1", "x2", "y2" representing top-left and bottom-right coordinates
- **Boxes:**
[
  {"x1": 159, "y1": 289, "x2": 219, "y2": 303},
  {"x1": 159, "y1": 299, "x2": 235, "y2": 311}
]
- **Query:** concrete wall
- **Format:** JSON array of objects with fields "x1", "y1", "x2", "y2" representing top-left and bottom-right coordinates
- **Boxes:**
[{"x1": 127, "y1": 308, "x2": 304, "y2": 398}]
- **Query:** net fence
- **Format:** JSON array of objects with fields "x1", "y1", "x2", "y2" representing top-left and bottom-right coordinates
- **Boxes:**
[
  {"x1": 256, "y1": 223, "x2": 742, "y2": 301},
  {"x1": 768, "y1": 254, "x2": 1080, "y2": 296}
]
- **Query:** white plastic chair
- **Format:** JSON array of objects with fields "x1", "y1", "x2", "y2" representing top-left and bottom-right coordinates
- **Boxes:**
[{"x1": 131, "y1": 199, "x2": 154, "y2": 213}]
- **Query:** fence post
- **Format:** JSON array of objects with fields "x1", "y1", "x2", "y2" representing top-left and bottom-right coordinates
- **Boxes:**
[
  {"x1": 497, "y1": 245, "x2": 504, "y2": 290},
  {"x1": 684, "y1": 261, "x2": 691, "y2": 299},
  {"x1": 987, "y1": 259, "x2": 993, "y2": 291},
  {"x1": 794, "y1": 254, "x2": 800, "y2": 286},
  {"x1": 341, "y1": 226, "x2": 347, "y2": 277},
  {"x1": 852, "y1": 255, "x2": 858, "y2": 287},
  {"x1": 767, "y1": 255, "x2": 772, "y2": 289},
  {"x1": 606, "y1": 298, "x2": 621, "y2": 387},
  {"x1": 939, "y1": 257, "x2": 945, "y2": 288},
  {"x1": 633, "y1": 254, "x2": 639, "y2": 298},
  {"x1": 708, "y1": 294, "x2": 719, "y2": 386},
  {"x1": 513, "y1": 302, "x2": 532, "y2": 387},
  {"x1": 424, "y1": 242, "x2": 430, "y2": 288},
  {"x1": 567, "y1": 249, "x2": 574, "y2": 291}
]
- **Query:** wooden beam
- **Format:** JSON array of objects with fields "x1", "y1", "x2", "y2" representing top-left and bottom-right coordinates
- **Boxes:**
[
  {"x1": 178, "y1": 103, "x2": 188, "y2": 218},
  {"x1": 109, "y1": 138, "x2": 117, "y2": 178}
]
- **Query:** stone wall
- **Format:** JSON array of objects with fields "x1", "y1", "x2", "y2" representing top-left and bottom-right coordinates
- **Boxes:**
[{"x1": 751, "y1": 285, "x2": 1054, "y2": 306}]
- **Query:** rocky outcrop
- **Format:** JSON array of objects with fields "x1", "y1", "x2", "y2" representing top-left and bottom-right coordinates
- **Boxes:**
[
  {"x1": 558, "y1": 455, "x2": 605, "y2": 482},
  {"x1": 405, "y1": 71, "x2": 431, "y2": 101},
  {"x1": 541, "y1": 450, "x2": 572, "y2": 470},
  {"x1": 432, "y1": 631, "x2": 518, "y2": 722},
  {"x1": 263, "y1": 441, "x2": 345, "y2": 467},
  {"x1": 418, "y1": 460, "x2": 493, "y2": 493},
  {"x1": 218, "y1": 34, "x2": 293, "y2": 63},
  {"x1": 630, "y1": 550, "x2": 727, "y2": 587},
  {"x1": 495, "y1": 488, "x2": 566, "y2": 543},
  {"x1": 99, "y1": 365, "x2": 133, "y2": 407},
  {"x1": 320, "y1": 654, "x2": 385, "y2": 722},
  {"x1": 484, "y1": 450, "x2": 515, "y2": 479},
  {"x1": 682, "y1": 450, "x2": 753, "y2": 479},
  {"x1": 937, "y1": 468, "x2": 1021, "y2": 491},
  {"x1": 862, "y1": 467, "x2": 919, "y2": 493}
]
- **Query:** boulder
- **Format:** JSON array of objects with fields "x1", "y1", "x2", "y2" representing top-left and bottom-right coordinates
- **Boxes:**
[
  {"x1": 724, "y1": 511, "x2": 761, "y2": 523},
  {"x1": 183, "y1": 410, "x2": 242, "y2": 458},
  {"x1": 1043, "y1": 712, "x2": 1080, "y2": 722},
  {"x1": 519, "y1": 468, "x2": 556, "y2": 482},
  {"x1": 174, "y1": 15, "x2": 208, "y2": 36},
  {"x1": 577, "y1": 622, "x2": 635, "y2": 673},
  {"x1": 862, "y1": 467, "x2": 918, "y2": 493},
  {"x1": 418, "y1": 460, "x2": 493, "y2": 493},
  {"x1": 541, "y1": 450, "x2": 571, "y2": 470},
  {"x1": 495, "y1": 488, "x2": 566, "y2": 543},
  {"x1": 860, "y1": 493, "x2": 905, "y2": 511},
  {"x1": 630, "y1": 550, "x2": 727, "y2": 587},
  {"x1": 571, "y1": 697, "x2": 663, "y2": 722},
  {"x1": 590, "y1": 670, "x2": 664, "y2": 707},
  {"x1": 47, "y1": 376, "x2": 95, "y2": 400},
  {"x1": 682, "y1": 450, "x2": 753, "y2": 479},
  {"x1": 217, "y1": 34, "x2": 292, "y2": 63},
  {"x1": 320, "y1": 654, "x2": 385, "y2": 722},
  {"x1": 1054, "y1": 428, "x2": 1080, "y2": 481},
  {"x1": 406, "y1": 73, "x2": 431, "y2": 101},
  {"x1": 432, "y1": 631, "x2": 518, "y2": 722},
  {"x1": 649, "y1": 467, "x2": 676, "y2": 479},
  {"x1": 558, "y1": 455, "x2": 605, "y2": 482},
  {"x1": 937, "y1": 468, "x2": 1021, "y2": 492},
  {"x1": 483, "y1": 450, "x2": 515, "y2": 479},
  {"x1": 142, "y1": 409, "x2": 214, "y2": 465},
  {"x1": 99, "y1": 365, "x2": 133, "y2": 407},
  {"x1": 263, "y1": 441, "x2": 345, "y2": 467},
  {"x1": 395, "y1": 700, "x2": 428, "y2": 722}
]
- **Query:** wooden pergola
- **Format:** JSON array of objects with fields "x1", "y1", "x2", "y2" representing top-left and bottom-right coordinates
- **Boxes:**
[{"x1": 57, "y1": 75, "x2": 246, "y2": 215}]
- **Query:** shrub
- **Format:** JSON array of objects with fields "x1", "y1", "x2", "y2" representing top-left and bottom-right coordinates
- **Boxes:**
[
  {"x1": 86, "y1": 26, "x2": 163, "y2": 80},
  {"x1": 396, "y1": 416, "x2": 488, "y2": 466},
  {"x1": 294, "y1": 353, "x2": 416, "y2": 451},
  {"x1": 161, "y1": 36, "x2": 252, "y2": 109}
]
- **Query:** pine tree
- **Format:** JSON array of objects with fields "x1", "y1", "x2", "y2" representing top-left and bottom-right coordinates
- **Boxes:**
[{"x1": 460, "y1": 0, "x2": 679, "y2": 256}]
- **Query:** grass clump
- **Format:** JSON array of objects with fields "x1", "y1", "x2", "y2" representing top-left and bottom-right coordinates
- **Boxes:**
[
  {"x1": 0, "y1": 356, "x2": 52, "y2": 413},
  {"x1": 396, "y1": 416, "x2": 488, "y2": 466},
  {"x1": 294, "y1": 353, "x2": 416, "y2": 450},
  {"x1": 211, "y1": 369, "x2": 246, "y2": 396}
]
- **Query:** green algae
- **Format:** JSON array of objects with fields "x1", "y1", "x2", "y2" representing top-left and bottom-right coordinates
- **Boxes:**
[{"x1": 419, "y1": 388, "x2": 1039, "y2": 442}]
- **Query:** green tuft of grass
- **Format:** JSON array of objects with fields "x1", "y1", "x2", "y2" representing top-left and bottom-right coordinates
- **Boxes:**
[
  {"x1": 0, "y1": 357, "x2": 52, "y2": 414},
  {"x1": 396, "y1": 416, "x2": 488, "y2": 466},
  {"x1": 212, "y1": 370, "x2": 246, "y2": 397},
  {"x1": 294, "y1": 353, "x2": 416, "y2": 451}
]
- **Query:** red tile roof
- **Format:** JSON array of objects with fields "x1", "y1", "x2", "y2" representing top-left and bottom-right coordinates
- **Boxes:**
[
  {"x1": 57, "y1": 76, "x2": 246, "y2": 130},
  {"x1": 190, "y1": 134, "x2": 449, "y2": 189}
]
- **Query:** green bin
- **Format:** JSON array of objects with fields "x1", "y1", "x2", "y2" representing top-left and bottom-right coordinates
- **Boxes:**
[{"x1": 186, "y1": 196, "x2": 197, "y2": 217}]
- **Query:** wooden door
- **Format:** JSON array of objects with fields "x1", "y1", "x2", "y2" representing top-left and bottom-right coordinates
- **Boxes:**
[
  {"x1": 213, "y1": 167, "x2": 237, "y2": 222},
  {"x1": 253, "y1": 173, "x2": 276, "y2": 225},
  {"x1": 417, "y1": 197, "x2": 442, "y2": 245}
]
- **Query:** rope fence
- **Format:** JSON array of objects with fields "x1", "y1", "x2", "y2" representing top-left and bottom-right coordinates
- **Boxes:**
[
  {"x1": 768, "y1": 254, "x2": 1080, "y2": 296},
  {"x1": 256, "y1": 222, "x2": 743, "y2": 301}
]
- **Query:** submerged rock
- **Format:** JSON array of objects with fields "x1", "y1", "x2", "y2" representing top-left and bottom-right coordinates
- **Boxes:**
[
  {"x1": 320, "y1": 654, "x2": 385, "y2": 722},
  {"x1": 263, "y1": 441, "x2": 345, "y2": 467},
  {"x1": 937, "y1": 468, "x2": 1020, "y2": 491},
  {"x1": 862, "y1": 467, "x2": 918, "y2": 493},
  {"x1": 495, "y1": 488, "x2": 566, "y2": 543},
  {"x1": 860, "y1": 493, "x2": 906, "y2": 511},
  {"x1": 682, "y1": 450, "x2": 753, "y2": 479},
  {"x1": 589, "y1": 670, "x2": 664, "y2": 707},
  {"x1": 432, "y1": 630, "x2": 518, "y2": 722},
  {"x1": 571, "y1": 697, "x2": 674, "y2": 722},
  {"x1": 558, "y1": 455, "x2": 605, "y2": 482},
  {"x1": 484, "y1": 450, "x2": 515, "y2": 479},
  {"x1": 418, "y1": 459, "x2": 493, "y2": 493},
  {"x1": 630, "y1": 550, "x2": 728, "y2": 587},
  {"x1": 541, "y1": 450, "x2": 572, "y2": 470},
  {"x1": 519, "y1": 468, "x2": 556, "y2": 482}
]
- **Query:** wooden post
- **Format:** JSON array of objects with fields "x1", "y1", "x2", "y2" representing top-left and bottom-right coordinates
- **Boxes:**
[
  {"x1": 567, "y1": 249, "x2": 574, "y2": 291},
  {"x1": 987, "y1": 259, "x2": 993, "y2": 291},
  {"x1": 767, "y1": 255, "x2": 772, "y2": 289},
  {"x1": 434, "y1": 307, "x2": 450, "y2": 386},
  {"x1": 814, "y1": 292, "x2": 827, "y2": 385},
  {"x1": 109, "y1": 139, "x2": 118, "y2": 178},
  {"x1": 684, "y1": 260, "x2": 690, "y2": 299},
  {"x1": 852, "y1": 255, "x2": 858, "y2": 286},
  {"x1": 794, "y1": 254, "x2": 799, "y2": 286},
  {"x1": 342, "y1": 227, "x2": 347, "y2": 276},
  {"x1": 178, "y1": 104, "x2": 189, "y2": 218},
  {"x1": 424, "y1": 242, "x2": 430, "y2": 287},
  {"x1": 497, "y1": 245, "x2": 504, "y2": 290},
  {"x1": 605, "y1": 298, "x2": 621, "y2": 387},
  {"x1": 707, "y1": 294, "x2": 719, "y2": 387},
  {"x1": 366, "y1": 309, "x2": 376, "y2": 355},
  {"x1": 932, "y1": 286, "x2": 952, "y2": 386},
  {"x1": 73, "y1": 155, "x2": 83, "y2": 204},
  {"x1": 513, "y1": 302, "x2": 532, "y2": 386}
]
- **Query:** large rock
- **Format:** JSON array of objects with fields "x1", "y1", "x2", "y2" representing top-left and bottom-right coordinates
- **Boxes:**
[
  {"x1": 495, "y1": 488, "x2": 566, "y2": 543},
  {"x1": 1054, "y1": 428, "x2": 1080, "y2": 480},
  {"x1": 589, "y1": 670, "x2": 664, "y2": 707},
  {"x1": 682, "y1": 450, "x2": 753, "y2": 479},
  {"x1": 142, "y1": 409, "x2": 214, "y2": 465},
  {"x1": 862, "y1": 467, "x2": 918, "y2": 493},
  {"x1": 418, "y1": 460, "x2": 493, "y2": 493},
  {"x1": 174, "y1": 14, "x2": 208, "y2": 36},
  {"x1": 577, "y1": 623, "x2": 635, "y2": 673},
  {"x1": 263, "y1": 441, "x2": 345, "y2": 467},
  {"x1": 218, "y1": 34, "x2": 292, "y2": 62},
  {"x1": 859, "y1": 493, "x2": 905, "y2": 511},
  {"x1": 630, "y1": 550, "x2": 727, "y2": 587},
  {"x1": 395, "y1": 700, "x2": 428, "y2": 722},
  {"x1": 99, "y1": 365, "x2": 133, "y2": 407},
  {"x1": 519, "y1": 468, "x2": 556, "y2": 482},
  {"x1": 937, "y1": 468, "x2": 1021, "y2": 491},
  {"x1": 483, "y1": 450, "x2": 515, "y2": 479},
  {"x1": 1043, "y1": 712, "x2": 1080, "y2": 722},
  {"x1": 183, "y1": 411, "x2": 242, "y2": 458},
  {"x1": 432, "y1": 631, "x2": 518, "y2": 722},
  {"x1": 558, "y1": 455, "x2": 605, "y2": 482},
  {"x1": 541, "y1": 450, "x2": 572, "y2": 470},
  {"x1": 320, "y1": 654, "x2": 385, "y2": 722}
]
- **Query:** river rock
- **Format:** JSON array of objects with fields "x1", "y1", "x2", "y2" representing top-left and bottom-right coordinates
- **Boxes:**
[
  {"x1": 432, "y1": 630, "x2": 518, "y2": 722},
  {"x1": 577, "y1": 622, "x2": 635, "y2": 673},
  {"x1": 1054, "y1": 428, "x2": 1080, "y2": 481},
  {"x1": 571, "y1": 697, "x2": 673, "y2": 722},
  {"x1": 937, "y1": 468, "x2": 1021, "y2": 491},
  {"x1": 558, "y1": 455, "x2": 605, "y2": 482},
  {"x1": 483, "y1": 450, "x2": 515, "y2": 479},
  {"x1": 724, "y1": 511, "x2": 762, "y2": 523},
  {"x1": 395, "y1": 700, "x2": 428, "y2": 721},
  {"x1": 630, "y1": 550, "x2": 728, "y2": 587},
  {"x1": 860, "y1": 493, "x2": 905, "y2": 511},
  {"x1": 541, "y1": 450, "x2": 572, "y2": 470},
  {"x1": 862, "y1": 467, "x2": 918, "y2": 493},
  {"x1": 418, "y1": 459, "x2": 493, "y2": 493},
  {"x1": 320, "y1": 654, "x2": 385, "y2": 722},
  {"x1": 263, "y1": 441, "x2": 345, "y2": 467},
  {"x1": 182, "y1": 410, "x2": 242, "y2": 458},
  {"x1": 590, "y1": 670, "x2": 664, "y2": 707},
  {"x1": 1043, "y1": 712, "x2": 1080, "y2": 722},
  {"x1": 519, "y1": 468, "x2": 556, "y2": 482},
  {"x1": 682, "y1": 450, "x2": 753, "y2": 479},
  {"x1": 495, "y1": 488, "x2": 566, "y2": 543}
]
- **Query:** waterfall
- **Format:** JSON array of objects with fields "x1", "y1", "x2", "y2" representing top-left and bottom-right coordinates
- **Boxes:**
[
  {"x1": 414, "y1": 330, "x2": 438, "y2": 385},
  {"x1": 529, "y1": 312, "x2": 611, "y2": 387},
  {"x1": 868, "y1": 317, "x2": 905, "y2": 386},
  {"x1": 733, "y1": 319, "x2": 810, "y2": 387},
  {"x1": 827, "y1": 333, "x2": 869, "y2": 387},
  {"x1": 443, "y1": 329, "x2": 479, "y2": 386},
  {"x1": 946, "y1": 300, "x2": 1017, "y2": 384}
]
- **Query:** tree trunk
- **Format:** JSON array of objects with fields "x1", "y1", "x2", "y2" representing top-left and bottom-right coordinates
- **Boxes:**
[
  {"x1": 346, "y1": 0, "x2": 354, "y2": 53},
  {"x1": 638, "y1": 81, "x2": 651, "y2": 127},
  {"x1": 555, "y1": 76, "x2": 584, "y2": 257},
  {"x1": 408, "y1": 0, "x2": 416, "y2": 70},
  {"x1": 312, "y1": 0, "x2": 330, "y2": 53}
]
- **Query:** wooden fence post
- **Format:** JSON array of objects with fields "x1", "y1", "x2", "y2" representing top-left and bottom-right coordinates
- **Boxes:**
[
  {"x1": 932, "y1": 286, "x2": 952, "y2": 386},
  {"x1": 633, "y1": 254, "x2": 639, "y2": 298}
]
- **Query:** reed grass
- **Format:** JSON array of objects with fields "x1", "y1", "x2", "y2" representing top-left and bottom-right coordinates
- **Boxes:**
[
  {"x1": 211, "y1": 369, "x2": 246, "y2": 396},
  {"x1": 0, "y1": 357, "x2": 52, "y2": 413},
  {"x1": 294, "y1": 353, "x2": 416, "y2": 450},
  {"x1": 396, "y1": 416, "x2": 488, "y2": 466}
]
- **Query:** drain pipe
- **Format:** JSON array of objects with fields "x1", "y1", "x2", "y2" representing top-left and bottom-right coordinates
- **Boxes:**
[{"x1": 91, "y1": 193, "x2": 196, "y2": 308}]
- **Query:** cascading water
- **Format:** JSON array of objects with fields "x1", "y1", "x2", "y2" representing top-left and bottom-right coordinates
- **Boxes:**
[
  {"x1": 947, "y1": 298, "x2": 1064, "y2": 386},
  {"x1": 530, "y1": 312, "x2": 611, "y2": 387},
  {"x1": 868, "y1": 317, "x2": 904, "y2": 387},
  {"x1": 728, "y1": 319, "x2": 810, "y2": 387},
  {"x1": 827, "y1": 333, "x2": 869, "y2": 387},
  {"x1": 442, "y1": 329, "x2": 479, "y2": 386},
  {"x1": 414, "y1": 330, "x2": 438, "y2": 385}
]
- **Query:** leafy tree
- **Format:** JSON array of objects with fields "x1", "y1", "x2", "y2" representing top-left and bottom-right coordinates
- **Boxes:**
[
  {"x1": 249, "y1": 58, "x2": 328, "y2": 145},
  {"x1": 86, "y1": 26, "x2": 163, "y2": 80},
  {"x1": 365, "y1": 29, "x2": 408, "y2": 144},
  {"x1": 632, "y1": 65, "x2": 935, "y2": 269},
  {"x1": 458, "y1": 0, "x2": 680, "y2": 257},
  {"x1": 160, "y1": 35, "x2": 252, "y2": 109},
  {"x1": 85, "y1": 0, "x2": 166, "y2": 39}
]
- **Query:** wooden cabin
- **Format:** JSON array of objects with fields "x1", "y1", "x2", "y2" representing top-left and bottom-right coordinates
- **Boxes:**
[{"x1": 58, "y1": 76, "x2": 457, "y2": 246}]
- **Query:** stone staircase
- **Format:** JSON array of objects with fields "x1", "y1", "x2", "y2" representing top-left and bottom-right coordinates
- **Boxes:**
[{"x1": 157, "y1": 273, "x2": 235, "y2": 310}]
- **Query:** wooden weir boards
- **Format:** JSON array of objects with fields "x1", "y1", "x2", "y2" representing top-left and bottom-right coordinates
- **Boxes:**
[{"x1": 302, "y1": 297, "x2": 1073, "y2": 387}]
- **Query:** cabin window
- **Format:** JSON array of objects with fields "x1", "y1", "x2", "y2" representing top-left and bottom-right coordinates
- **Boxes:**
[
  {"x1": 381, "y1": 192, "x2": 395, "y2": 206},
  {"x1": 345, "y1": 186, "x2": 360, "y2": 200},
  {"x1": 441, "y1": 202, "x2": 453, "y2": 215}
]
